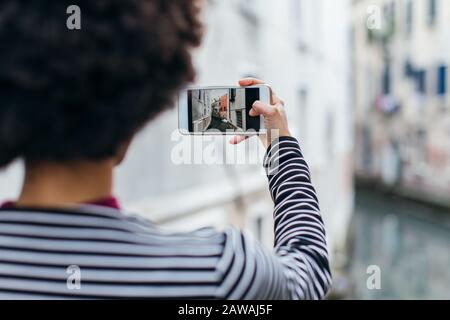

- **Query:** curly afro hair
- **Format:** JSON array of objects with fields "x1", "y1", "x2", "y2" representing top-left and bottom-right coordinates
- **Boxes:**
[{"x1": 0, "y1": 0, "x2": 203, "y2": 167}]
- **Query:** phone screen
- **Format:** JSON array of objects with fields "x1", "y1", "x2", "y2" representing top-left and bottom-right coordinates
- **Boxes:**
[{"x1": 187, "y1": 87, "x2": 261, "y2": 133}]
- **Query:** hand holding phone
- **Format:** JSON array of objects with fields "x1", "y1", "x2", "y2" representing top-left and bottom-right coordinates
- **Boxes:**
[
  {"x1": 230, "y1": 78, "x2": 291, "y2": 148},
  {"x1": 178, "y1": 78, "x2": 291, "y2": 148}
]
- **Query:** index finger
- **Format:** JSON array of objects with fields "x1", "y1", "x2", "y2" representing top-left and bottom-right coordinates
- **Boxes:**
[
  {"x1": 238, "y1": 78, "x2": 266, "y2": 86},
  {"x1": 239, "y1": 78, "x2": 281, "y2": 105}
]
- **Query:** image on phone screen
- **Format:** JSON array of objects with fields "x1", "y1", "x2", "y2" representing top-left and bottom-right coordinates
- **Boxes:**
[{"x1": 187, "y1": 88, "x2": 261, "y2": 133}]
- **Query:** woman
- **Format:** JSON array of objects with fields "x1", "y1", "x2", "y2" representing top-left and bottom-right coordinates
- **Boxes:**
[{"x1": 0, "y1": 0, "x2": 331, "y2": 299}]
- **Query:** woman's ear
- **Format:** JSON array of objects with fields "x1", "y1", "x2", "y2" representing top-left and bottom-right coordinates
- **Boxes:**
[{"x1": 115, "y1": 137, "x2": 133, "y2": 166}]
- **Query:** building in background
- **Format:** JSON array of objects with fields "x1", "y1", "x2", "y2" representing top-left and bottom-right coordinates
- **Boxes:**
[
  {"x1": 350, "y1": 0, "x2": 450, "y2": 299},
  {"x1": 0, "y1": 0, "x2": 353, "y2": 278},
  {"x1": 353, "y1": 0, "x2": 450, "y2": 206}
]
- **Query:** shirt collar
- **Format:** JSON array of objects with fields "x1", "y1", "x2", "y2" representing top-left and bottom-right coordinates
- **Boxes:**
[{"x1": 1, "y1": 196, "x2": 121, "y2": 210}]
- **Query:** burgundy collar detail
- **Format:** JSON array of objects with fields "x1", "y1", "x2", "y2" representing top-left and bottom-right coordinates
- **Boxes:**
[{"x1": 1, "y1": 196, "x2": 121, "y2": 210}]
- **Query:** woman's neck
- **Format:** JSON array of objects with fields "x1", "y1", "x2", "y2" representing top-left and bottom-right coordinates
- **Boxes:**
[{"x1": 17, "y1": 160, "x2": 115, "y2": 208}]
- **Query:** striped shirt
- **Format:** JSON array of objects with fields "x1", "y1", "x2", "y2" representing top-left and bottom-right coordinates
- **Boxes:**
[{"x1": 0, "y1": 137, "x2": 332, "y2": 299}]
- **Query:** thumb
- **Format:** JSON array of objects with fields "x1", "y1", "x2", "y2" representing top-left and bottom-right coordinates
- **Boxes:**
[
  {"x1": 229, "y1": 135, "x2": 249, "y2": 145},
  {"x1": 249, "y1": 101, "x2": 273, "y2": 117}
]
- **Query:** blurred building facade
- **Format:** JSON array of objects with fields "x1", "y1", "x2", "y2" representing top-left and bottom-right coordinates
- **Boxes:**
[
  {"x1": 0, "y1": 0, "x2": 353, "y2": 272},
  {"x1": 352, "y1": 0, "x2": 450, "y2": 206}
]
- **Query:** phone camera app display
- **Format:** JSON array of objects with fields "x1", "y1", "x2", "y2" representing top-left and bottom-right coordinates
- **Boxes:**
[{"x1": 188, "y1": 88, "x2": 260, "y2": 133}]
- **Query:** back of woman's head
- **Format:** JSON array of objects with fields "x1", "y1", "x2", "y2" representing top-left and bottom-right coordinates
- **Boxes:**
[{"x1": 0, "y1": 0, "x2": 203, "y2": 167}]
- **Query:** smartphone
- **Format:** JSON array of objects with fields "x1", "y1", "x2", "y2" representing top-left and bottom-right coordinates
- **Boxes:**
[{"x1": 178, "y1": 85, "x2": 270, "y2": 135}]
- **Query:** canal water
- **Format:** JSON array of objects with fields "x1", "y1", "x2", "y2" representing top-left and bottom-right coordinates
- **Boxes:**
[{"x1": 348, "y1": 187, "x2": 450, "y2": 299}]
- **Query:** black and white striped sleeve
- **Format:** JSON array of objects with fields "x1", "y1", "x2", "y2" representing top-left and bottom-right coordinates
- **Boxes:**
[{"x1": 216, "y1": 136, "x2": 332, "y2": 300}]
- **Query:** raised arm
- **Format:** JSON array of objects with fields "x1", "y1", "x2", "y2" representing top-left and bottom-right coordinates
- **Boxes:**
[
  {"x1": 264, "y1": 136, "x2": 331, "y2": 299},
  {"x1": 216, "y1": 79, "x2": 331, "y2": 300},
  {"x1": 216, "y1": 136, "x2": 331, "y2": 299}
]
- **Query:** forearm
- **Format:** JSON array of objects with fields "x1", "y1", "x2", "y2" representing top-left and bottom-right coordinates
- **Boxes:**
[
  {"x1": 217, "y1": 79, "x2": 331, "y2": 300},
  {"x1": 264, "y1": 136, "x2": 332, "y2": 299}
]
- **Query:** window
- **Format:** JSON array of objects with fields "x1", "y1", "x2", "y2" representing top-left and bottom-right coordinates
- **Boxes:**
[
  {"x1": 404, "y1": 59, "x2": 414, "y2": 78},
  {"x1": 291, "y1": 0, "x2": 306, "y2": 49},
  {"x1": 384, "y1": 1, "x2": 396, "y2": 34},
  {"x1": 236, "y1": 111, "x2": 243, "y2": 128},
  {"x1": 383, "y1": 63, "x2": 392, "y2": 95},
  {"x1": 416, "y1": 70, "x2": 426, "y2": 95},
  {"x1": 428, "y1": 0, "x2": 437, "y2": 26},
  {"x1": 405, "y1": 0, "x2": 413, "y2": 35},
  {"x1": 230, "y1": 88, "x2": 236, "y2": 102},
  {"x1": 437, "y1": 65, "x2": 447, "y2": 96},
  {"x1": 390, "y1": 1, "x2": 397, "y2": 32},
  {"x1": 240, "y1": 0, "x2": 259, "y2": 24}
]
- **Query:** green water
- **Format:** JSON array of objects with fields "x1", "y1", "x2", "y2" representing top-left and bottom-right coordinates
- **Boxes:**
[{"x1": 348, "y1": 188, "x2": 450, "y2": 299}]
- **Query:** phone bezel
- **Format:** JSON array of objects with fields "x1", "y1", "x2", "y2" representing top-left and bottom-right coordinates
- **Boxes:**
[{"x1": 178, "y1": 85, "x2": 270, "y2": 135}]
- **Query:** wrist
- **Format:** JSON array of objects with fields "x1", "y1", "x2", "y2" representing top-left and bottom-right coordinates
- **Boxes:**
[{"x1": 265, "y1": 129, "x2": 291, "y2": 147}]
